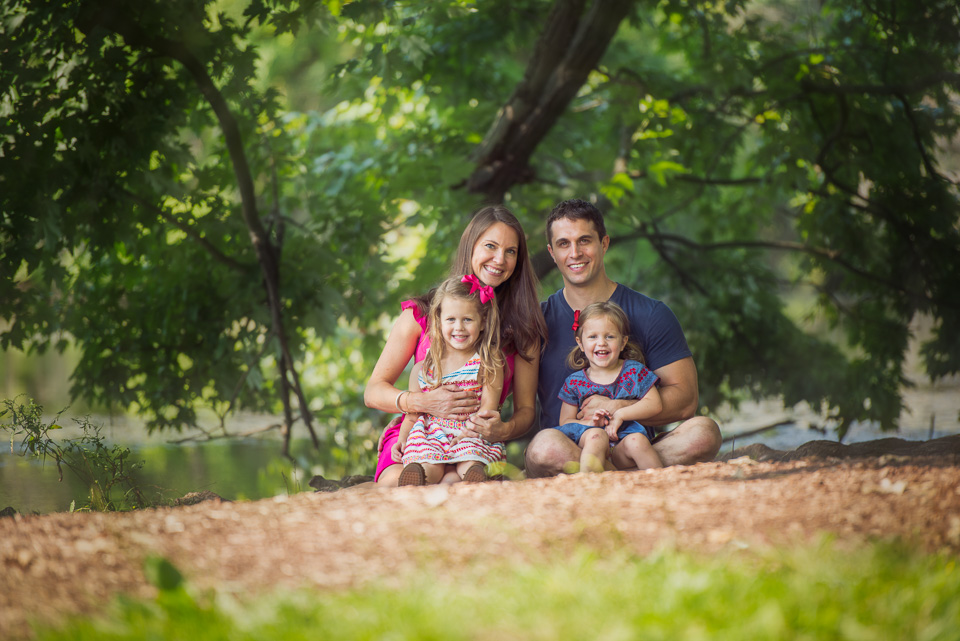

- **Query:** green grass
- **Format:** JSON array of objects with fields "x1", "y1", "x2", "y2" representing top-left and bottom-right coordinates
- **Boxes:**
[{"x1": 36, "y1": 539, "x2": 960, "y2": 640}]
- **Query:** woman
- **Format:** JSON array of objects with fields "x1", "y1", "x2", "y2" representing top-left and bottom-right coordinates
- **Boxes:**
[{"x1": 364, "y1": 205, "x2": 547, "y2": 485}]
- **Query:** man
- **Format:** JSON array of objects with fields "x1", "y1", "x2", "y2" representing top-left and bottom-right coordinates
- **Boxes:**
[{"x1": 525, "y1": 199, "x2": 721, "y2": 477}]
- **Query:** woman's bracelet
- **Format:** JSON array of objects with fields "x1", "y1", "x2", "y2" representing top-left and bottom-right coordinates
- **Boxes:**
[{"x1": 395, "y1": 390, "x2": 408, "y2": 413}]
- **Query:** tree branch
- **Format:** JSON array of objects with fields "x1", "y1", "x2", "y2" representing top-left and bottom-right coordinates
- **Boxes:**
[
  {"x1": 894, "y1": 91, "x2": 956, "y2": 184},
  {"x1": 665, "y1": 234, "x2": 905, "y2": 289},
  {"x1": 801, "y1": 72, "x2": 960, "y2": 96},
  {"x1": 627, "y1": 170, "x2": 765, "y2": 186}
]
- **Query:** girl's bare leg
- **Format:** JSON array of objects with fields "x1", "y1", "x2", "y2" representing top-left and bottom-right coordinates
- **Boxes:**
[
  {"x1": 611, "y1": 434, "x2": 663, "y2": 470},
  {"x1": 440, "y1": 467, "x2": 462, "y2": 484},
  {"x1": 455, "y1": 460, "x2": 488, "y2": 482},
  {"x1": 578, "y1": 428, "x2": 609, "y2": 473},
  {"x1": 422, "y1": 462, "x2": 446, "y2": 484}
]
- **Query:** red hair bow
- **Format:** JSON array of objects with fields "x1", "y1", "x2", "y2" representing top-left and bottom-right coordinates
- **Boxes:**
[
  {"x1": 461, "y1": 274, "x2": 495, "y2": 304},
  {"x1": 572, "y1": 309, "x2": 581, "y2": 332}
]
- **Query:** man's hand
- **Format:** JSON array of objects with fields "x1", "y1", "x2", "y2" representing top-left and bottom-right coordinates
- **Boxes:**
[{"x1": 577, "y1": 394, "x2": 627, "y2": 422}]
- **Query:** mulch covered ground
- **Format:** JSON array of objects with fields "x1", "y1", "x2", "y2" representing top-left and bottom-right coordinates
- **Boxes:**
[{"x1": 2, "y1": 435, "x2": 959, "y2": 640}]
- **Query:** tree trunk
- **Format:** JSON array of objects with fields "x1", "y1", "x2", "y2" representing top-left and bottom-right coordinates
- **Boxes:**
[
  {"x1": 80, "y1": 4, "x2": 320, "y2": 451},
  {"x1": 465, "y1": 0, "x2": 637, "y2": 203}
]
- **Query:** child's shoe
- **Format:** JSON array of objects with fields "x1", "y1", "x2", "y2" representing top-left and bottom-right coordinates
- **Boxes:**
[
  {"x1": 398, "y1": 463, "x2": 426, "y2": 486},
  {"x1": 462, "y1": 463, "x2": 487, "y2": 483}
]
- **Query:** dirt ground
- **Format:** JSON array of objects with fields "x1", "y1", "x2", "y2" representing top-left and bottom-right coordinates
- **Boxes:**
[{"x1": 2, "y1": 437, "x2": 960, "y2": 640}]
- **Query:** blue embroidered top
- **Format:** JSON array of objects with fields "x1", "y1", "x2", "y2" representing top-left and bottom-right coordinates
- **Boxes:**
[{"x1": 558, "y1": 359, "x2": 659, "y2": 410}]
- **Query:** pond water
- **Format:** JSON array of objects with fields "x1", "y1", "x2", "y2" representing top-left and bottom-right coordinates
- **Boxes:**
[
  {"x1": 0, "y1": 438, "x2": 331, "y2": 514},
  {"x1": 713, "y1": 377, "x2": 960, "y2": 455},
  {"x1": 0, "y1": 412, "x2": 374, "y2": 514},
  {"x1": 2, "y1": 378, "x2": 957, "y2": 514}
]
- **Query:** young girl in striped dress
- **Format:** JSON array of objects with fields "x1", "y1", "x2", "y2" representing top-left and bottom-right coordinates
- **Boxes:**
[{"x1": 392, "y1": 275, "x2": 506, "y2": 485}]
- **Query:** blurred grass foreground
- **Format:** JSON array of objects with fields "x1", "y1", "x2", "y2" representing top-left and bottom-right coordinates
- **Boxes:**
[{"x1": 34, "y1": 539, "x2": 960, "y2": 641}]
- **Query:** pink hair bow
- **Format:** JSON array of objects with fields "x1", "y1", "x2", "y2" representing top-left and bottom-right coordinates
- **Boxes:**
[{"x1": 461, "y1": 274, "x2": 495, "y2": 305}]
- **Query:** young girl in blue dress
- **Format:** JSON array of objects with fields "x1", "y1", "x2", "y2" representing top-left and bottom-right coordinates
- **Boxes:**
[
  {"x1": 392, "y1": 275, "x2": 506, "y2": 485},
  {"x1": 552, "y1": 301, "x2": 663, "y2": 473}
]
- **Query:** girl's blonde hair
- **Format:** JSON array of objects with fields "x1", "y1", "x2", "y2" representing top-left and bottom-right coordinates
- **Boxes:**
[
  {"x1": 422, "y1": 276, "x2": 504, "y2": 388},
  {"x1": 566, "y1": 301, "x2": 645, "y2": 370}
]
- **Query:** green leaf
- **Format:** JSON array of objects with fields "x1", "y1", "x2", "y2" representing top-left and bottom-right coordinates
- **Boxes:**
[
  {"x1": 143, "y1": 556, "x2": 184, "y2": 592},
  {"x1": 646, "y1": 160, "x2": 689, "y2": 187}
]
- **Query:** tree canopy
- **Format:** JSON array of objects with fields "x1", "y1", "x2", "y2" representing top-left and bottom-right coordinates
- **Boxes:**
[{"x1": 2, "y1": 0, "x2": 958, "y2": 451}]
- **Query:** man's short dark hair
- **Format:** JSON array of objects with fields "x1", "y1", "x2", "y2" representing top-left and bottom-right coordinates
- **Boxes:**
[{"x1": 545, "y1": 199, "x2": 607, "y2": 245}]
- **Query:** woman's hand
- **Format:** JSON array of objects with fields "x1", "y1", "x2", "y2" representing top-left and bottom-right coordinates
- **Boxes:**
[
  {"x1": 419, "y1": 384, "x2": 481, "y2": 419},
  {"x1": 461, "y1": 409, "x2": 510, "y2": 443},
  {"x1": 377, "y1": 415, "x2": 402, "y2": 452}
]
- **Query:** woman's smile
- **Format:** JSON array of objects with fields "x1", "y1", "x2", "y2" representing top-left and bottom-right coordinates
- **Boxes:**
[{"x1": 471, "y1": 222, "x2": 519, "y2": 288}]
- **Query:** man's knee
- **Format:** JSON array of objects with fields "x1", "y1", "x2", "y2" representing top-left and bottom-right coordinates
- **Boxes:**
[
  {"x1": 680, "y1": 416, "x2": 722, "y2": 462},
  {"x1": 654, "y1": 415, "x2": 722, "y2": 466},
  {"x1": 524, "y1": 430, "x2": 574, "y2": 478}
]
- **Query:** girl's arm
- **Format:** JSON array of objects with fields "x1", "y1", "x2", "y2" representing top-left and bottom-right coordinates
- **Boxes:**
[
  {"x1": 456, "y1": 363, "x2": 504, "y2": 446},
  {"x1": 393, "y1": 413, "x2": 418, "y2": 462},
  {"x1": 558, "y1": 400, "x2": 580, "y2": 426},
  {"x1": 612, "y1": 385, "x2": 663, "y2": 423},
  {"x1": 364, "y1": 308, "x2": 480, "y2": 419},
  {"x1": 466, "y1": 347, "x2": 539, "y2": 442},
  {"x1": 605, "y1": 386, "x2": 664, "y2": 440},
  {"x1": 478, "y1": 364, "x2": 504, "y2": 415},
  {"x1": 582, "y1": 358, "x2": 697, "y2": 427}
]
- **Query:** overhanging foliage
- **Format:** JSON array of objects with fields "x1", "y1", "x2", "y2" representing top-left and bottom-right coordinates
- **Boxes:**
[{"x1": 2, "y1": 0, "x2": 958, "y2": 445}]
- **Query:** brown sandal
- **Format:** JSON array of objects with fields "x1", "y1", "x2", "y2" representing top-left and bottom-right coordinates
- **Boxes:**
[
  {"x1": 462, "y1": 463, "x2": 487, "y2": 484},
  {"x1": 398, "y1": 463, "x2": 426, "y2": 486}
]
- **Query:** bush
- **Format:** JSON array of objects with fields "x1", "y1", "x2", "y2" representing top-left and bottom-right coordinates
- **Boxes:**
[{"x1": 1, "y1": 397, "x2": 148, "y2": 511}]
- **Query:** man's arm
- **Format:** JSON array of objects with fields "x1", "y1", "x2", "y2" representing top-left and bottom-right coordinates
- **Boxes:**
[
  {"x1": 577, "y1": 356, "x2": 699, "y2": 427},
  {"x1": 648, "y1": 356, "x2": 698, "y2": 424}
]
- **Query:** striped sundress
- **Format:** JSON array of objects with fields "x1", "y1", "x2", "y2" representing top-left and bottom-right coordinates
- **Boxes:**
[{"x1": 401, "y1": 353, "x2": 506, "y2": 467}]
